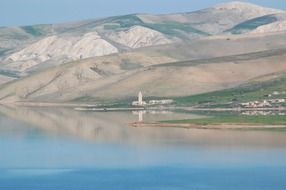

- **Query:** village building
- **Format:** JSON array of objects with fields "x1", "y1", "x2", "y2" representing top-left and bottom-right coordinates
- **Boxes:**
[
  {"x1": 132, "y1": 91, "x2": 147, "y2": 106},
  {"x1": 148, "y1": 99, "x2": 174, "y2": 105},
  {"x1": 240, "y1": 98, "x2": 286, "y2": 108},
  {"x1": 132, "y1": 91, "x2": 174, "y2": 106}
]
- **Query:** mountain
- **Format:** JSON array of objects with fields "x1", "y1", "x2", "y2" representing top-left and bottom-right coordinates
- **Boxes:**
[
  {"x1": 0, "y1": 1, "x2": 284, "y2": 75},
  {"x1": 0, "y1": 1, "x2": 285, "y2": 104},
  {"x1": 139, "y1": 1, "x2": 282, "y2": 35},
  {"x1": 1, "y1": 31, "x2": 286, "y2": 103}
]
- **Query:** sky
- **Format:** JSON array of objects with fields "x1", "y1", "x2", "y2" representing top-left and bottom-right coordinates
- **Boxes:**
[{"x1": 0, "y1": 0, "x2": 285, "y2": 27}]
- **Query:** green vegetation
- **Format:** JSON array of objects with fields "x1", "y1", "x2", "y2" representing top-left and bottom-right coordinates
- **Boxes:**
[
  {"x1": 175, "y1": 75, "x2": 286, "y2": 107},
  {"x1": 104, "y1": 14, "x2": 144, "y2": 28},
  {"x1": 226, "y1": 15, "x2": 277, "y2": 34},
  {"x1": 101, "y1": 15, "x2": 208, "y2": 37},
  {"x1": 143, "y1": 21, "x2": 209, "y2": 36},
  {"x1": 120, "y1": 59, "x2": 142, "y2": 70},
  {"x1": 0, "y1": 70, "x2": 20, "y2": 78},
  {"x1": 163, "y1": 115, "x2": 286, "y2": 125},
  {"x1": 70, "y1": 95, "x2": 133, "y2": 107},
  {"x1": 20, "y1": 26, "x2": 44, "y2": 36},
  {"x1": 0, "y1": 48, "x2": 9, "y2": 57}
]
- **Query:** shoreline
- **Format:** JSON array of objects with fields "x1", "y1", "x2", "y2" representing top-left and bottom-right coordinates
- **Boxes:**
[
  {"x1": 131, "y1": 122, "x2": 286, "y2": 130},
  {"x1": 3, "y1": 101, "x2": 286, "y2": 129},
  {"x1": 74, "y1": 107, "x2": 145, "y2": 111},
  {"x1": 7, "y1": 101, "x2": 286, "y2": 112}
]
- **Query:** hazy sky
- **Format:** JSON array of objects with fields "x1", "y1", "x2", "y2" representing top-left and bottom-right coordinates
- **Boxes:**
[{"x1": 1, "y1": 0, "x2": 285, "y2": 26}]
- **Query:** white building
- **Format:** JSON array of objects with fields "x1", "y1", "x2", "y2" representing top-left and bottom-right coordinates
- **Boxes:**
[
  {"x1": 148, "y1": 99, "x2": 174, "y2": 105},
  {"x1": 132, "y1": 91, "x2": 147, "y2": 106},
  {"x1": 132, "y1": 91, "x2": 174, "y2": 106}
]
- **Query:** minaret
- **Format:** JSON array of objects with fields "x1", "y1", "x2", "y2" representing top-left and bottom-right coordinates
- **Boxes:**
[{"x1": 138, "y1": 91, "x2": 143, "y2": 106}]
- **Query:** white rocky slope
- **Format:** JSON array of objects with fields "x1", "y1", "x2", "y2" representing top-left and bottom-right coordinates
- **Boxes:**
[
  {"x1": 108, "y1": 25, "x2": 172, "y2": 48},
  {"x1": 250, "y1": 20, "x2": 286, "y2": 34},
  {"x1": 6, "y1": 32, "x2": 118, "y2": 71},
  {"x1": 5, "y1": 26, "x2": 173, "y2": 72}
]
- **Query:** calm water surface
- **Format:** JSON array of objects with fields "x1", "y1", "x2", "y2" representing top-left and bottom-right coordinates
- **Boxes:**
[{"x1": 0, "y1": 106, "x2": 285, "y2": 190}]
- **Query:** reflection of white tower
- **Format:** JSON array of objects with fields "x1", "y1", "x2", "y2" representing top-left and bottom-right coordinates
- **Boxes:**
[
  {"x1": 138, "y1": 111, "x2": 144, "y2": 122},
  {"x1": 138, "y1": 91, "x2": 143, "y2": 106},
  {"x1": 132, "y1": 110, "x2": 146, "y2": 122}
]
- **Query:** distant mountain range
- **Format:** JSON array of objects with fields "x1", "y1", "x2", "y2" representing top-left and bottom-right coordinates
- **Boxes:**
[{"x1": 0, "y1": 1, "x2": 286, "y2": 104}]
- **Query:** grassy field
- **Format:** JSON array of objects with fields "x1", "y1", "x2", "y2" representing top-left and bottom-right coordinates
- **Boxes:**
[
  {"x1": 162, "y1": 115, "x2": 286, "y2": 126},
  {"x1": 101, "y1": 14, "x2": 208, "y2": 38},
  {"x1": 143, "y1": 21, "x2": 209, "y2": 36},
  {"x1": 0, "y1": 48, "x2": 10, "y2": 57},
  {"x1": 174, "y1": 74, "x2": 286, "y2": 108},
  {"x1": 0, "y1": 70, "x2": 20, "y2": 78},
  {"x1": 226, "y1": 15, "x2": 277, "y2": 34},
  {"x1": 71, "y1": 74, "x2": 286, "y2": 109},
  {"x1": 20, "y1": 26, "x2": 44, "y2": 36}
]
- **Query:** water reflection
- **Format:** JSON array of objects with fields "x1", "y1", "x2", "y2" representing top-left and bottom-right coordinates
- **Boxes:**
[
  {"x1": 0, "y1": 105, "x2": 286, "y2": 148},
  {"x1": 132, "y1": 110, "x2": 174, "y2": 122}
]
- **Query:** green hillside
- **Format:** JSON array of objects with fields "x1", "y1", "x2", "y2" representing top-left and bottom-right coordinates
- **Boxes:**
[{"x1": 175, "y1": 74, "x2": 286, "y2": 108}]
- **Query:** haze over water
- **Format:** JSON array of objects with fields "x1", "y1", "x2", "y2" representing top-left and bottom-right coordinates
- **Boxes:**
[{"x1": 0, "y1": 107, "x2": 286, "y2": 190}]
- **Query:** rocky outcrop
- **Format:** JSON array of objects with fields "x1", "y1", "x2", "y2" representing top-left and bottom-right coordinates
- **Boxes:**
[
  {"x1": 108, "y1": 26, "x2": 172, "y2": 48},
  {"x1": 250, "y1": 20, "x2": 286, "y2": 34},
  {"x1": 6, "y1": 32, "x2": 118, "y2": 71}
]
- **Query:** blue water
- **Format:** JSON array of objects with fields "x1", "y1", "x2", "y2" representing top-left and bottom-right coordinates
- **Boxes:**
[
  {"x1": 1, "y1": 167, "x2": 286, "y2": 190},
  {"x1": 0, "y1": 108, "x2": 286, "y2": 189}
]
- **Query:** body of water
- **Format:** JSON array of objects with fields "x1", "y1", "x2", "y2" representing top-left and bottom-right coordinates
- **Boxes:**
[{"x1": 0, "y1": 106, "x2": 285, "y2": 189}]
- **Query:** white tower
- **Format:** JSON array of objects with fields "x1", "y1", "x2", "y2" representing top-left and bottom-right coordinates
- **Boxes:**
[{"x1": 138, "y1": 91, "x2": 143, "y2": 106}]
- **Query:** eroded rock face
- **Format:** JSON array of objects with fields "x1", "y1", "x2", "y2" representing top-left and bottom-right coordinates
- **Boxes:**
[
  {"x1": 71, "y1": 32, "x2": 119, "y2": 58},
  {"x1": 108, "y1": 25, "x2": 172, "y2": 48},
  {"x1": 5, "y1": 26, "x2": 173, "y2": 72},
  {"x1": 6, "y1": 32, "x2": 118, "y2": 71}
]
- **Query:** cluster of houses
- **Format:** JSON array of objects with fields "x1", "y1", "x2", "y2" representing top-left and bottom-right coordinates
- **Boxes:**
[
  {"x1": 240, "y1": 99, "x2": 286, "y2": 108},
  {"x1": 132, "y1": 91, "x2": 174, "y2": 106},
  {"x1": 264, "y1": 91, "x2": 286, "y2": 97}
]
